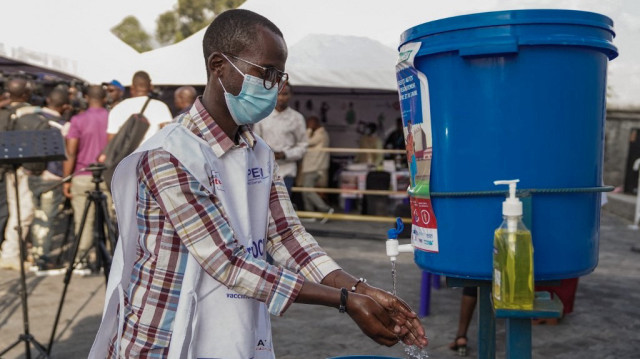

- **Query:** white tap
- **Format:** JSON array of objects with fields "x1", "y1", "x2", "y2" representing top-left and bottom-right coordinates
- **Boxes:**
[
  {"x1": 386, "y1": 218, "x2": 414, "y2": 261},
  {"x1": 386, "y1": 240, "x2": 414, "y2": 261}
]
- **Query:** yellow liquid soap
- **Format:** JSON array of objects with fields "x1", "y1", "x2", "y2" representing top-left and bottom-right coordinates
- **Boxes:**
[{"x1": 493, "y1": 227, "x2": 534, "y2": 310}]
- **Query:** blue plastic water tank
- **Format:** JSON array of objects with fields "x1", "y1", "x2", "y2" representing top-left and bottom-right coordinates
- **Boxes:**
[{"x1": 400, "y1": 9, "x2": 617, "y2": 280}]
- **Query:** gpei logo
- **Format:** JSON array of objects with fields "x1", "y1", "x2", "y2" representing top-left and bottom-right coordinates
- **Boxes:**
[
  {"x1": 247, "y1": 167, "x2": 269, "y2": 185},
  {"x1": 248, "y1": 167, "x2": 266, "y2": 179}
]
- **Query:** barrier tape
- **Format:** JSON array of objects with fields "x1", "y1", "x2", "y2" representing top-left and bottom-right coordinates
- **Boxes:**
[
  {"x1": 307, "y1": 147, "x2": 406, "y2": 154},
  {"x1": 296, "y1": 210, "x2": 411, "y2": 223},
  {"x1": 291, "y1": 186, "x2": 407, "y2": 196}
]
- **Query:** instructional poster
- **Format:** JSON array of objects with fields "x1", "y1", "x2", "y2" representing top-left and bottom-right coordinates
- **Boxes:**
[{"x1": 396, "y1": 42, "x2": 439, "y2": 253}]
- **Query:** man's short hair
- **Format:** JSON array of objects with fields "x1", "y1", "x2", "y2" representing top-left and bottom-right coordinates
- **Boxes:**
[
  {"x1": 87, "y1": 85, "x2": 106, "y2": 100},
  {"x1": 202, "y1": 9, "x2": 284, "y2": 75},
  {"x1": 132, "y1": 71, "x2": 151, "y2": 85},
  {"x1": 6, "y1": 77, "x2": 31, "y2": 100},
  {"x1": 47, "y1": 89, "x2": 69, "y2": 108}
]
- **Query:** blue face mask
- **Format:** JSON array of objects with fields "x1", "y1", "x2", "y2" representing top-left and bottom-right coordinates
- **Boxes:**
[{"x1": 219, "y1": 54, "x2": 278, "y2": 125}]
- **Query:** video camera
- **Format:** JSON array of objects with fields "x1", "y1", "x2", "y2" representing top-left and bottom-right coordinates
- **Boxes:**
[{"x1": 86, "y1": 163, "x2": 107, "y2": 183}]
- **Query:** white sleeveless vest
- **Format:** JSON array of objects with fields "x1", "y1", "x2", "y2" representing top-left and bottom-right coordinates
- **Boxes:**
[{"x1": 89, "y1": 123, "x2": 275, "y2": 359}]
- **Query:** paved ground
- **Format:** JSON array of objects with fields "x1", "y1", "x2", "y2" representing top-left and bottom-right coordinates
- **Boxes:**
[{"x1": 1, "y1": 210, "x2": 639, "y2": 358}]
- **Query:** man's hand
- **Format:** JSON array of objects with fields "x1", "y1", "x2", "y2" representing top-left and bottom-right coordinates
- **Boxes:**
[
  {"x1": 346, "y1": 292, "x2": 402, "y2": 347},
  {"x1": 63, "y1": 182, "x2": 72, "y2": 199},
  {"x1": 357, "y1": 284, "x2": 428, "y2": 347},
  {"x1": 319, "y1": 270, "x2": 428, "y2": 347},
  {"x1": 274, "y1": 151, "x2": 286, "y2": 160}
]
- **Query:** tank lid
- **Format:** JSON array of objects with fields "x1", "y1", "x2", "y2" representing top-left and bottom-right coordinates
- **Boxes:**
[{"x1": 400, "y1": 9, "x2": 617, "y2": 59}]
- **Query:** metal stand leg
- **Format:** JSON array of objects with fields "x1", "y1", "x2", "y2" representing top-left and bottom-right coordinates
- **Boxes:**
[
  {"x1": 506, "y1": 318, "x2": 532, "y2": 359},
  {"x1": 56, "y1": 199, "x2": 75, "y2": 266},
  {"x1": 419, "y1": 272, "x2": 431, "y2": 317},
  {"x1": 47, "y1": 174, "x2": 115, "y2": 355},
  {"x1": 478, "y1": 284, "x2": 496, "y2": 359},
  {"x1": 0, "y1": 167, "x2": 49, "y2": 359}
]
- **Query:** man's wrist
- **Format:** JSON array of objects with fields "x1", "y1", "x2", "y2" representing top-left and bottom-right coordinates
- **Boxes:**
[
  {"x1": 351, "y1": 278, "x2": 367, "y2": 293},
  {"x1": 338, "y1": 288, "x2": 348, "y2": 313}
]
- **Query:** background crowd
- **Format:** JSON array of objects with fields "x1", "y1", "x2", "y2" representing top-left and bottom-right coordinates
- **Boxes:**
[
  {"x1": 0, "y1": 71, "x2": 194, "y2": 273},
  {"x1": 0, "y1": 69, "x2": 401, "y2": 274}
]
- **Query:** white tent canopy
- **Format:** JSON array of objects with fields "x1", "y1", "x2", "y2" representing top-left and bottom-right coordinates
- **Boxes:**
[
  {"x1": 138, "y1": 30, "x2": 398, "y2": 90},
  {"x1": 282, "y1": 34, "x2": 397, "y2": 90},
  {"x1": 136, "y1": 0, "x2": 399, "y2": 89},
  {"x1": 137, "y1": 28, "x2": 208, "y2": 86}
]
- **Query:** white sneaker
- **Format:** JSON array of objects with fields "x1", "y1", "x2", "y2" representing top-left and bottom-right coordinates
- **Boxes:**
[
  {"x1": 73, "y1": 262, "x2": 92, "y2": 276},
  {"x1": 320, "y1": 208, "x2": 334, "y2": 224}
]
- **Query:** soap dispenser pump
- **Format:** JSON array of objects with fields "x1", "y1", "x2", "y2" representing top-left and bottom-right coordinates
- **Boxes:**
[{"x1": 492, "y1": 179, "x2": 534, "y2": 310}]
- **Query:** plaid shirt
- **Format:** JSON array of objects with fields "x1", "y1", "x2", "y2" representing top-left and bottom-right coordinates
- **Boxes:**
[{"x1": 108, "y1": 98, "x2": 340, "y2": 358}]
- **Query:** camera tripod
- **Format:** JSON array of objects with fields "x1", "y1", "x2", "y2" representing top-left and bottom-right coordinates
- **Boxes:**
[
  {"x1": 0, "y1": 129, "x2": 66, "y2": 359},
  {"x1": 47, "y1": 163, "x2": 118, "y2": 355},
  {"x1": 0, "y1": 165, "x2": 50, "y2": 358}
]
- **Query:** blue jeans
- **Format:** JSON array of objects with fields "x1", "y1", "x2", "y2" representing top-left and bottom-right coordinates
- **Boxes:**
[{"x1": 283, "y1": 176, "x2": 295, "y2": 199}]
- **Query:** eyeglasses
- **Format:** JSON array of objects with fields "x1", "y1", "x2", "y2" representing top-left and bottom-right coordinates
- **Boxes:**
[{"x1": 224, "y1": 53, "x2": 289, "y2": 92}]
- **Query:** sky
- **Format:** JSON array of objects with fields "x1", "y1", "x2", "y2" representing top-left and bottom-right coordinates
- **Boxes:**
[
  {"x1": 118, "y1": 0, "x2": 639, "y2": 108},
  {"x1": 2, "y1": 0, "x2": 639, "y2": 107},
  {"x1": 236, "y1": 0, "x2": 639, "y2": 108}
]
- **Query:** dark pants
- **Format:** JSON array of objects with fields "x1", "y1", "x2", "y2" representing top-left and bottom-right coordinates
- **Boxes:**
[
  {"x1": 283, "y1": 176, "x2": 295, "y2": 198},
  {"x1": 0, "y1": 175, "x2": 8, "y2": 248}
]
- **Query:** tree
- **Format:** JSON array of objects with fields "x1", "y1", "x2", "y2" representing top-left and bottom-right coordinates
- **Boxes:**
[
  {"x1": 209, "y1": 0, "x2": 246, "y2": 14},
  {"x1": 112, "y1": 16, "x2": 152, "y2": 53},
  {"x1": 155, "y1": 0, "x2": 246, "y2": 44},
  {"x1": 156, "y1": 11, "x2": 179, "y2": 46}
]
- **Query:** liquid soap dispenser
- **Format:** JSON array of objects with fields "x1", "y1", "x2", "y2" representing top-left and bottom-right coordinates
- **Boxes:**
[{"x1": 492, "y1": 179, "x2": 534, "y2": 310}]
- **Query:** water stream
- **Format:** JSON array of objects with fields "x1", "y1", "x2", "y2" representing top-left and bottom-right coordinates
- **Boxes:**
[
  {"x1": 392, "y1": 260, "x2": 429, "y2": 358},
  {"x1": 403, "y1": 343, "x2": 430, "y2": 358},
  {"x1": 391, "y1": 260, "x2": 397, "y2": 296}
]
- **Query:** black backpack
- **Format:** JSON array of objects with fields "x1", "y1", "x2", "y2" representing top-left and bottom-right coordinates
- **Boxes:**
[
  {"x1": 0, "y1": 104, "x2": 50, "y2": 176},
  {"x1": 101, "y1": 97, "x2": 152, "y2": 191}
]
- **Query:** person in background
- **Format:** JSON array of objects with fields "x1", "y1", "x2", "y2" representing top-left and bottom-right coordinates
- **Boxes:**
[
  {"x1": 173, "y1": 85, "x2": 198, "y2": 115},
  {"x1": 105, "y1": 79, "x2": 125, "y2": 110},
  {"x1": 63, "y1": 85, "x2": 110, "y2": 268},
  {"x1": 254, "y1": 82, "x2": 308, "y2": 197},
  {"x1": 385, "y1": 117, "x2": 407, "y2": 168},
  {"x1": 0, "y1": 176, "x2": 6, "y2": 260},
  {"x1": 28, "y1": 88, "x2": 69, "y2": 270},
  {"x1": 385, "y1": 117, "x2": 405, "y2": 151},
  {"x1": 301, "y1": 115, "x2": 333, "y2": 222},
  {"x1": 0, "y1": 90, "x2": 10, "y2": 108},
  {"x1": 355, "y1": 122, "x2": 383, "y2": 167},
  {"x1": 106, "y1": 71, "x2": 172, "y2": 145},
  {"x1": 89, "y1": 9, "x2": 427, "y2": 358},
  {"x1": 449, "y1": 287, "x2": 478, "y2": 356},
  {"x1": 0, "y1": 90, "x2": 9, "y2": 251},
  {"x1": 65, "y1": 83, "x2": 88, "y2": 120},
  {"x1": 162, "y1": 85, "x2": 198, "y2": 128},
  {"x1": 0, "y1": 77, "x2": 38, "y2": 270}
]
